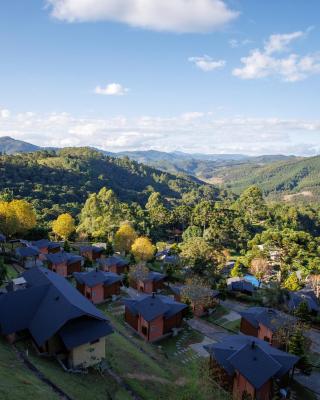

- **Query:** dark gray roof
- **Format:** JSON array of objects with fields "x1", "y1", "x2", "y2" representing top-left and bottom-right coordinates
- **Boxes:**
[
  {"x1": 32, "y1": 240, "x2": 61, "y2": 250},
  {"x1": 80, "y1": 245, "x2": 104, "y2": 254},
  {"x1": 227, "y1": 277, "x2": 254, "y2": 293},
  {"x1": 288, "y1": 289, "x2": 319, "y2": 313},
  {"x1": 0, "y1": 233, "x2": 6, "y2": 242},
  {"x1": 73, "y1": 270, "x2": 122, "y2": 288},
  {"x1": 99, "y1": 255, "x2": 129, "y2": 268},
  {"x1": 204, "y1": 335, "x2": 298, "y2": 389},
  {"x1": 145, "y1": 271, "x2": 166, "y2": 282},
  {"x1": 46, "y1": 252, "x2": 83, "y2": 266},
  {"x1": 240, "y1": 307, "x2": 295, "y2": 332},
  {"x1": 15, "y1": 246, "x2": 39, "y2": 258},
  {"x1": 0, "y1": 267, "x2": 112, "y2": 347},
  {"x1": 123, "y1": 294, "x2": 187, "y2": 322}
]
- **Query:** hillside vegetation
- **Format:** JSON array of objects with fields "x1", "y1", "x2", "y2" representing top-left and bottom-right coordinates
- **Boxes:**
[{"x1": 216, "y1": 155, "x2": 320, "y2": 202}]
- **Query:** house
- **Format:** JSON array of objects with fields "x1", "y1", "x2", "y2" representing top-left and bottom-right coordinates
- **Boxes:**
[
  {"x1": 130, "y1": 271, "x2": 166, "y2": 294},
  {"x1": 171, "y1": 284, "x2": 219, "y2": 317},
  {"x1": 99, "y1": 255, "x2": 129, "y2": 274},
  {"x1": 0, "y1": 267, "x2": 113, "y2": 369},
  {"x1": 73, "y1": 270, "x2": 122, "y2": 304},
  {"x1": 32, "y1": 239, "x2": 61, "y2": 255},
  {"x1": 15, "y1": 246, "x2": 40, "y2": 269},
  {"x1": 80, "y1": 245, "x2": 104, "y2": 262},
  {"x1": 239, "y1": 307, "x2": 295, "y2": 347},
  {"x1": 288, "y1": 288, "x2": 320, "y2": 316},
  {"x1": 227, "y1": 277, "x2": 255, "y2": 295},
  {"x1": 204, "y1": 335, "x2": 298, "y2": 400},
  {"x1": 46, "y1": 252, "x2": 83, "y2": 277},
  {"x1": 123, "y1": 293, "x2": 187, "y2": 342}
]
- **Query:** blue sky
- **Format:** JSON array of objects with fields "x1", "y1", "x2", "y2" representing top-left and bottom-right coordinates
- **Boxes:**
[{"x1": 0, "y1": 0, "x2": 320, "y2": 155}]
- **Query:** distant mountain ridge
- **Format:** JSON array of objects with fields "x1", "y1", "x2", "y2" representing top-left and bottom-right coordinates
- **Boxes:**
[{"x1": 0, "y1": 136, "x2": 40, "y2": 154}]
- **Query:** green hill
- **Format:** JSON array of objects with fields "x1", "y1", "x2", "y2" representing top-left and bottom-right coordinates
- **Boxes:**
[
  {"x1": 216, "y1": 155, "x2": 320, "y2": 202},
  {"x1": 0, "y1": 136, "x2": 40, "y2": 154}
]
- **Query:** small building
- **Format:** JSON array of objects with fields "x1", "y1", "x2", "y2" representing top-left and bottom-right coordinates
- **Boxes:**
[
  {"x1": 6, "y1": 277, "x2": 27, "y2": 292},
  {"x1": 80, "y1": 246, "x2": 104, "y2": 262},
  {"x1": 99, "y1": 255, "x2": 129, "y2": 274},
  {"x1": 73, "y1": 270, "x2": 122, "y2": 304},
  {"x1": 227, "y1": 277, "x2": 255, "y2": 295},
  {"x1": 32, "y1": 239, "x2": 61, "y2": 255},
  {"x1": 288, "y1": 288, "x2": 320, "y2": 316},
  {"x1": 15, "y1": 246, "x2": 40, "y2": 269},
  {"x1": 130, "y1": 271, "x2": 166, "y2": 294},
  {"x1": 204, "y1": 335, "x2": 298, "y2": 400},
  {"x1": 0, "y1": 267, "x2": 113, "y2": 369},
  {"x1": 171, "y1": 284, "x2": 219, "y2": 317},
  {"x1": 239, "y1": 307, "x2": 295, "y2": 347},
  {"x1": 46, "y1": 252, "x2": 83, "y2": 278},
  {"x1": 123, "y1": 293, "x2": 187, "y2": 342}
]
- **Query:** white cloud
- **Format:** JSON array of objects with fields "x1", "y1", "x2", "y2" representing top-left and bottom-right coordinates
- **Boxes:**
[
  {"x1": 189, "y1": 55, "x2": 226, "y2": 71},
  {"x1": 94, "y1": 83, "x2": 129, "y2": 96},
  {"x1": 1, "y1": 109, "x2": 320, "y2": 156},
  {"x1": 229, "y1": 38, "x2": 252, "y2": 48},
  {"x1": 233, "y1": 29, "x2": 320, "y2": 82},
  {"x1": 0, "y1": 109, "x2": 10, "y2": 118},
  {"x1": 46, "y1": 0, "x2": 239, "y2": 33}
]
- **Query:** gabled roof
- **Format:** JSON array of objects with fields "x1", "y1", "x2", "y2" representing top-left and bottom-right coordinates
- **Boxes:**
[
  {"x1": 227, "y1": 277, "x2": 254, "y2": 293},
  {"x1": 204, "y1": 335, "x2": 298, "y2": 390},
  {"x1": 288, "y1": 289, "x2": 319, "y2": 313},
  {"x1": 73, "y1": 270, "x2": 122, "y2": 288},
  {"x1": 46, "y1": 251, "x2": 83, "y2": 266},
  {"x1": 146, "y1": 271, "x2": 166, "y2": 282},
  {"x1": 32, "y1": 240, "x2": 61, "y2": 250},
  {"x1": 99, "y1": 255, "x2": 129, "y2": 268},
  {"x1": 0, "y1": 267, "x2": 112, "y2": 347},
  {"x1": 240, "y1": 307, "x2": 295, "y2": 332},
  {"x1": 80, "y1": 245, "x2": 104, "y2": 254},
  {"x1": 123, "y1": 294, "x2": 187, "y2": 322},
  {"x1": 15, "y1": 246, "x2": 39, "y2": 258}
]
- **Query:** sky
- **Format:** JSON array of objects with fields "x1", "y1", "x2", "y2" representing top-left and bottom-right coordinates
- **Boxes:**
[{"x1": 0, "y1": 0, "x2": 320, "y2": 155}]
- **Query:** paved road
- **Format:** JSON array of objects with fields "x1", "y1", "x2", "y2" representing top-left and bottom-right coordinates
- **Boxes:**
[{"x1": 187, "y1": 318, "x2": 231, "y2": 342}]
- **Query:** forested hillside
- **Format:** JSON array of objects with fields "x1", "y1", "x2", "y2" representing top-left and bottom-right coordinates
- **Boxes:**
[
  {"x1": 216, "y1": 155, "x2": 320, "y2": 202},
  {"x1": 0, "y1": 147, "x2": 225, "y2": 224}
]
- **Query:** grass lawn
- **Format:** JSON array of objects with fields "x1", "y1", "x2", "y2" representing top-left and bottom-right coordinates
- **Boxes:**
[
  {"x1": 203, "y1": 304, "x2": 229, "y2": 324},
  {"x1": 0, "y1": 339, "x2": 59, "y2": 400},
  {"x1": 6, "y1": 264, "x2": 18, "y2": 280}
]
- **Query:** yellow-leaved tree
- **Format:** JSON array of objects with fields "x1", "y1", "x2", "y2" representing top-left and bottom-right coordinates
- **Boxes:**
[
  {"x1": 131, "y1": 237, "x2": 155, "y2": 265},
  {"x1": 52, "y1": 213, "x2": 75, "y2": 241},
  {"x1": 114, "y1": 223, "x2": 137, "y2": 255},
  {"x1": 0, "y1": 200, "x2": 36, "y2": 237}
]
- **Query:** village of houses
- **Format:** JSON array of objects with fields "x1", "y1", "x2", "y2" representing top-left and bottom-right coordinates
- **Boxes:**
[{"x1": 0, "y1": 233, "x2": 319, "y2": 400}]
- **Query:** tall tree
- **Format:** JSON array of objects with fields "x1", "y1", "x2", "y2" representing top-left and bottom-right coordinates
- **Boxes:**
[
  {"x1": 114, "y1": 223, "x2": 137, "y2": 255},
  {"x1": 52, "y1": 213, "x2": 75, "y2": 240},
  {"x1": 131, "y1": 237, "x2": 155, "y2": 265},
  {"x1": 250, "y1": 257, "x2": 272, "y2": 287}
]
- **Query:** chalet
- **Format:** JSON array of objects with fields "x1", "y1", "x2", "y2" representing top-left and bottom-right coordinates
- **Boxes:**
[
  {"x1": 99, "y1": 255, "x2": 129, "y2": 274},
  {"x1": 0, "y1": 267, "x2": 113, "y2": 369},
  {"x1": 130, "y1": 271, "x2": 166, "y2": 294},
  {"x1": 32, "y1": 239, "x2": 61, "y2": 255},
  {"x1": 227, "y1": 277, "x2": 254, "y2": 295},
  {"x1": 123, "y1": 293, "x2": 187, "y2": 342},
  {"x1": 46, "y1": 252, "x2": 83, "y2": 277},
  {"x1": 73, "y1": 270, "x2": 122, "y2": 304},
  {"x1": 15, "y1": 246, "x2": 40, "y2": 269},
  {"x1": 204, "y1": 335, "x2": 298, "y2": 400},
  {"x1": 171, "y1": 284, "x2": 219, "y2": 317},
  {"x1": 80, "y1": 245, "x2": 104, "y2": 262},
  {"x1": 239, "y1": 307, "x2": 295, "y2": 347},
  {"x1": 288, "y1": 288, "x2": 320, "y2": 316}
]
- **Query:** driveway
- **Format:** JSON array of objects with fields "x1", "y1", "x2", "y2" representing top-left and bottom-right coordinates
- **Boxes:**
[
  {"x1": 187, "y1": 317, "x2": 231, "y2": 342},
  {"x1": 221, "y1": 299, "x2": 250, "y2": 313}
]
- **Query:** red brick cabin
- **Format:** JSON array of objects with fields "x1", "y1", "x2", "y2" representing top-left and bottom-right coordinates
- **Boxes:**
[
  {"x1": 204, "y1": 335, "x2": 298, "y2": 400},
  {"x1": 32, "y1": 239, "x2": 61, "y2": 255},
  {"x1": 73, "y1": 270, "x2": 122, "y2": 304},
  {"x1": 171, "y1": 285, "x2": 220, "y2": 317},
  {"x1": 46, "y1": 252, "x2": 83, "y2": 278},
  {"x1": 80, "y1": 246, "x2": 104, "y2": 262},
  {"x1": 130, "y1": 271, "x2": 166, "y2": 294},
  {"x1": 239, "y1": 307, "x2": 296, "y2": 347},
  {"x1": 99, "y1": 255, "x2": 129, "y2": 274},
  {"x1": 123, "y1": 293, "x2": 187, "y2": 342}
]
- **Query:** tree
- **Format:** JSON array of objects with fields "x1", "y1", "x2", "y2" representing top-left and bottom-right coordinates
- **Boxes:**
[
  {"x1": 182, "y1": 225, "x2": 202, "y2": 242},
  {"x1": 230, "y1": 263, "x2": 243, "y2": 278},
  {"x1": 145, "y1": 192, "x2": 170, "y2": 226},
  {"x1": 283, "y1": 273, "x2": 301, "y2": 291},
  {"x1": 0, "y1": 257, "x2": 7, "y2": 286},
  {"x1": 114, "y1": 223, "x2": 137, "y2": 255},
  {"x1": 0, "y1": 199, "x2": 36, "y2": 237},
  {"x1": 294, "y1": 301, "x2": 311, "y2": 321},
  {"x1": 309, "y1": 274, "x2": 320, "y2": 298},
  {"x1": 250, "y1": 257, "x2": 272, "y2": 287},
  {"x1": 131, "y1": 237, "x2": 155, "y2": 265},
  {"x1": 180, "y1": 276, "x2": 215, "y2": 312},
  {"x1": 129, "y1": 264, "x2": 149, "y2": 283},
  {"x1": 235, "y1": 185, "x2": 267, "y2": 225},
  {"x1": 52, "y1": 213, "x2": 75, "y2": 240}
]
